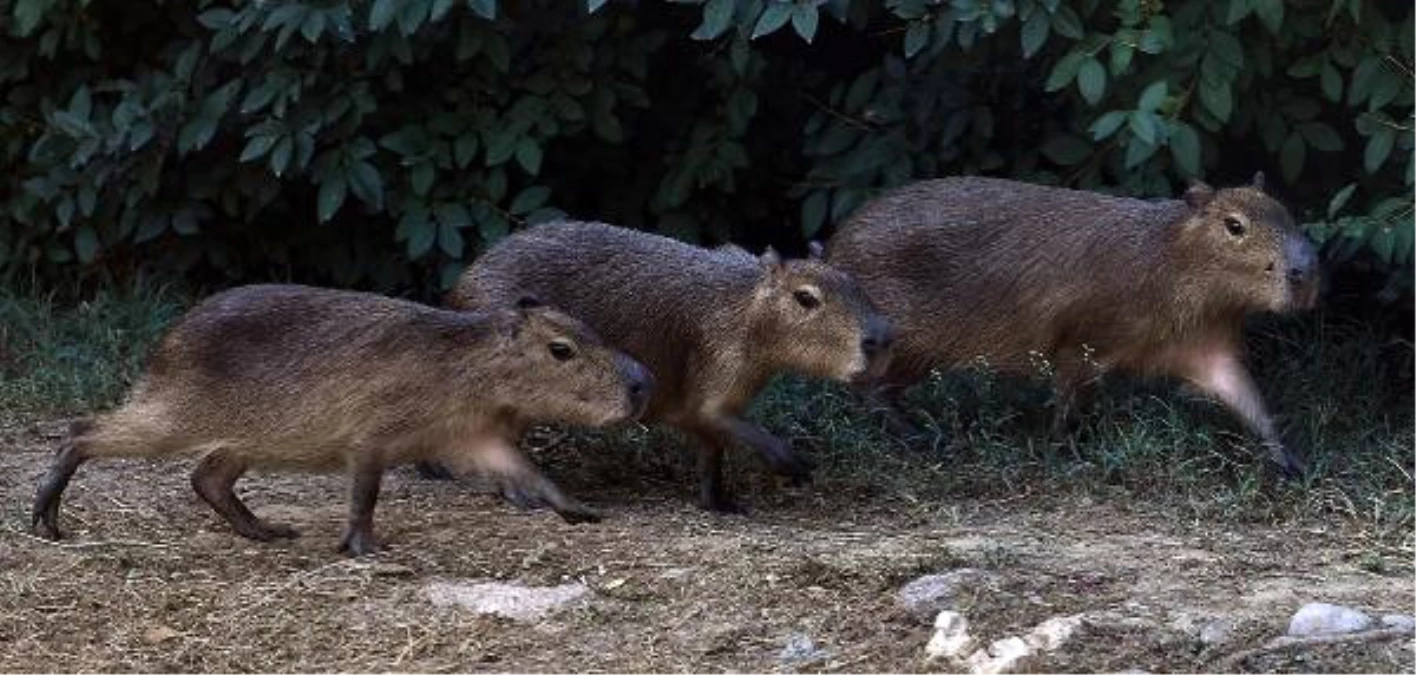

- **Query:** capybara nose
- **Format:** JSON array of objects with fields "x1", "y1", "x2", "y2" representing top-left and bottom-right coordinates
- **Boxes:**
[
  {"x1": 1285, "y1": 236, "x2": 1319, "y2": 283},
  {"x1": 861, "y1": 318, "x2": 895, "y2": 358},
  {"x1": 622, "y1": 359, "x2": 654, "y2": 418}
]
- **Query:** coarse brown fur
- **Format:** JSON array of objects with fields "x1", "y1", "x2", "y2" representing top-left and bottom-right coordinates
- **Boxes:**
[
  {"x1": 31, "y1": 284, "x2": 652, "y2": 556},
  {"x1": 826, "y1": 174, "x2": 1320, "y2": 475},
  {"x1": 444, "y1": 221, "x2": 893, "y2": 512}
]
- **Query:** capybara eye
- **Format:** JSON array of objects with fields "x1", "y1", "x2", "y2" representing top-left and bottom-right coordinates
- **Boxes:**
[
  {"x1": 548, "y1": 340, "x2": 576, "y2": 361},
  {"x1": 793, "y1": 289, "x2": 821, "y2": 310},
  {"x1": 1224, "y1": 216, "x2": 1247, "y2": 238}
]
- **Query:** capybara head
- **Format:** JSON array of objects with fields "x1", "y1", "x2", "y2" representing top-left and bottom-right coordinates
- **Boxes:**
[
  {"x1": 495, "y1": 299, "x2": 653, "y2": 426},
  {"x1": 748, "y1": 246, "x2": 893, "y2": 382},
  {"x1": 1175, "y1": 173, "x2": 1320, "y2": 313}
]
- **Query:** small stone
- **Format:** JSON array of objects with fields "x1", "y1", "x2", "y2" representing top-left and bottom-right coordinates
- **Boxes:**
[
  {"x1": 778, "y1": 633, "x2": 829, "y2": 665},
  {"x1": 1380, "y1": 614, "x2": 1415, "y2": 631},
  {"x1": 967, "y1": 636, "x2": 1032, "y2": 675},
  {"x1": 925, "y1": 610, "x2": 975, "y2": 661},
  {"x1": 1198, "y1": 618, "x2": 1234, "y2": 646},
  {"x1": 1026, "y1": 614, "x2": 1084, "y2": 652},
  {"x1": 898, "y1": 568, "x2": 992, "y2": 621},
  {"x1": 142, "y1": 625, "x2": 180, "y2": 644},
  {"x1": 1287, "y1": 602, "x2": 1373, "y2": 637},
  {"x1": 425, "y1": 580, "x2": 589, "y2": 621}
]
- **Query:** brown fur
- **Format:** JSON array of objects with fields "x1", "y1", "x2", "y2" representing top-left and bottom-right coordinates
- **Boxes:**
[
  {"x1": 446, "y1": 220, "x2": 892, "y2": 511},
  {"x1": 826, "y1": 175, "x2": 1320, "y2": 475},
  {"x1": 31, "y1": 284, "x2": 652, "y2": 555}
]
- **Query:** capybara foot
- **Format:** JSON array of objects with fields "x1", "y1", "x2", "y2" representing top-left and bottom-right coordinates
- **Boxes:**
[
  {"x1": 555, "y1": 504, "x2": 602, "y2": 525},
  {"x1": 414, "y1": 461, "x2": 455, "y2": 481},
  {"x1": 255, "y1": 522, "x2": 301, "y2": 540},
  {"x1": 30, "y1": 514, "x2": 61, "y2": 541},
  {"x1": 338, "y1": 528, "x2": 383, "y2": 557}
]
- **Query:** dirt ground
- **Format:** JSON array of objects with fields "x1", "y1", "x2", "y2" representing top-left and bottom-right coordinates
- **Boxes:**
[{"x1": 2, "y1": 414, "x2": 1412, "y2": 674}]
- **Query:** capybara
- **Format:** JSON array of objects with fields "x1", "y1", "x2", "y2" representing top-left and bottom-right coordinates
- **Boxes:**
[
  {"x1": 440, "y1": 221, "x2": 893, "y2": 512},
  {"x1": 31, "y1": 284, "x2": 652, "y2": 556},
  {"x1": 826, "y1": 174, "x2": 1319, "y2": 476}
]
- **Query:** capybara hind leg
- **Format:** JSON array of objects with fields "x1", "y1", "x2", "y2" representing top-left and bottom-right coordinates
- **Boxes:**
[
  {"x1": 1049, "y1": 366, "x2": 1098, "y2": 441},
  {"x1": 1178, "y1": 349, "x2": 1305, "y2": 479},
  {"x1": 707, "y1": 417, "x2": 813, "y2": 486},
  {"x1": 191, "y1": 451, "x2": 299, "y2": 541},
  {"x1": 339, "y1": 459, "x2": 384, "y2": 557},
  {"x1": 31, "y1": 428, "x2": 91, "y2": 540}
]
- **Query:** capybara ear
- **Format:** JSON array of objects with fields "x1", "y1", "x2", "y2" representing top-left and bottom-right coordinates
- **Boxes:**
[
  {"x1": 1183, "y1": 181, "x2": 1215, "y2": 209},
  {"x1": 807, "y1": 241, "x2": 825, "y2": 260},
  {"x1": 515, "y1": 294, "x2": 542, "y2": 310},
  {"x1": 1250, "y1": 171, "x2": 1266, "y2": 192},
  {"x1": 759, "y1": 247, "x2": 783, "y2": 271}
]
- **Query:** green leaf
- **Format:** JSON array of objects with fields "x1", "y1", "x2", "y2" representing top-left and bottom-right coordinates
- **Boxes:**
[
  {"x1": 586, "y1": 0, "x2": 609, "y2": 15},
  {"x1": 1127, "y1": 111, "x2": 1161, "y2": 145},
  {"x1": 801, "y1": 190, "x2": 828, "y2": 237},
  {"x1": 432, "y1": 0, "x2": 458, "y2": 21},
  {"x1": 1040, "y1": 133, "x2": 1091, "y2": 166},
  {"x1": 1298, "y1": 122, "x2": 1343, "y2": 152},
  {"x1": 1089, "y1": 110, "x2": 1127, "y2": 140},
  {"x1": 1320, "y1": 62, "x2": 1343, "y2": 102},
  {"x1": 510, "y1": 186, "x2": 550, "y2": 214},
  {"x1": 1364, "y1": 129, "x2": 1395, "y2": 173},
  {"x1": 408, "y1": 217, "x2": 436, "y2": 258},
  {"x1": 791, "y1": 4, "x2": 819, "y2": 43},
  {"x1": 74, "y1": 225, "x2": 100, "y2": 263},
  {"x1": 691, "y1": 0, "x2": 733, "y2": 41},
  {"x1": 411, "y1": 161, "x2": 436, "y2": 196},
  {"x1": 752, "y1": 2, "x2": 793, "y2": 39},
  {"x1": 479, "y1": 211, "x2": 510, "y2": 242},
  {"x1": 1076, "y1": 58, "x2": 1105, "y2": 105},
  {"x1": 1124, "y1": 138, "x2": 1158, "y2": 168},
  {"x1": 1020, "y1": 10, "x2": 1049, "y2": 58},
  {"x1": 485, "y1": 128, "x2": 518, "y2": 166},
  {"x1": 370, "y1": 0, "x2": 398, "y2": 30},
  {"x1": 1224, "y1": 0, "x2": 1251, "y2": 25},
  {"x1": 1168, "y1": 122, "x2": 1201, "y2": 178},
  {"x1": 1044, "y1": 51, "x2": 1085, "y2": 91},
  {"x1": 454, "y1": 134, "x2": 479, "y2": 168},
  {"x1": 526, "y1": 207, "x2": 568, "y2": 226},
  {"x1": 1050, "y1": 5, "x2": 1083, "y2": 39},
  {"x1": 269, "y1": 136, "x2": 293, "y2": 177},
  {"x1": 1252, "y1": 0, "x2": 1283, "y2": 33},
  {"x1": 515, "y1": 137, "x2": 543, "y2": 174},
  {"x1": 197, "y1": 8, "x2": 235, "y2": 30},
  {"x1": 1327, "y1": 183, "x2": 1357, "y2": 218},
  {"x1": 435, "y1": 203, "x2": 472, "y2": 229},
  {"x1": 1198, "y1": 79, "x2": 1233, "y2": 122},
  {"x1": 1137, "y1": 80, "x2": 1167, "y2": 112},
  {"x1": 318, "y1": 177, "x2": 347, "y2": 222},
  {"x1": 468, "y1": 0, "x2": 497, "y2": 20},
  {"x1": 14, "y1": 0, "x2": 53, "y2": 36},
  {"x1": 437, "y1": 221, "x2": 465, "y2": 258},
  {"x1": 904, "y1": 22, "x2": 929, "y2": 58},
  {"x1": 348, "y1": 160, "x2": 384, "y2": 209},
  {"x1": 1279, "y1": 132, "x2": 1305, "y2": 182}
]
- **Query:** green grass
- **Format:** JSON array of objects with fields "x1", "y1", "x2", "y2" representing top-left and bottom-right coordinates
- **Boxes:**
[{"x1": 3, "y1": 283, "x2": 1412, "y2": 549}]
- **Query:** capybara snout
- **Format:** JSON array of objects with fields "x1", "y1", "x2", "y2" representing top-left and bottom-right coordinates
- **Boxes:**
[
  {"x1": 619, "y1": 355, "x2": 655, "y2": 420},
  {"x1": 1282, "y1": 234, "x2": 1321, "y2": 310}
]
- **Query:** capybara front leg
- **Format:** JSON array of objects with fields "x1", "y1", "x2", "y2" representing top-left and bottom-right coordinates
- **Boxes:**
[
  {"x1": 31, "y1": 427, "x2": 91, "y2": 540},
  {"x1": 688, "y1": 432, "x2": 740, "y2": 514},
  {"x1": 1049, "y1": 359, "x2": 1099, "y2": 441},
  {"x1": 1179, "y1": 350, "x2": 1304, "y2": 479},
  {"x1": 485, "y1": 442, "x2": 599, "y2": 524},
  {"x1": 721, "y1": 418, "x2": 814, "y2": 485},
  {"x1": 191, "y1": 451, "x2": 299, "y2": 541},
  {"x1": 339, "y1": 459, "x2": 385, "y2": 557}
]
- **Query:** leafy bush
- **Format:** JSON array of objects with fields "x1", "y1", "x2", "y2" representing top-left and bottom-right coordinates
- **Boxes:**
[{"x1": 1, "y1": 0, "x2": 1411, "y2": 299}]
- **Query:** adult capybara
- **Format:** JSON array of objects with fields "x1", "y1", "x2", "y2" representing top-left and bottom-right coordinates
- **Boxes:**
[
  {"x1": 443, "y1": 221, "x2": 893, "y2": 512},
  {"x1": 827, "y1": 174, "x2": 1319, "y2": 476},
  {"x1": 31, "y1": 284, "x2": 652, "y2": 556}
]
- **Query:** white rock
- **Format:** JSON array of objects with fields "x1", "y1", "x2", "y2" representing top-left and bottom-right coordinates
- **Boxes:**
[
  {"x1": 778, "y1": 633, "x2": 829, "y2": 665},
  {"x1": 1198, "y1": 618, "x2": 1234, "y2": 646},
  {"x1": 898, "y1": 568, "x2": 992, "y2": 621},
  {"x1": 1026, "y1": 614, "x2": 1084, "y2": 652},
  {"x1": 967, "y1": 636, "x2": 1032, "y2": 675},
  {"x1": 424, "y1": 580, "x2": 589, "y2": 621},
  {"x1": 1286, "y1": 602, "x2": 1373, "y2": 637},
  {"x1": 1381, "y1": 614, "x2": 1415, "y2": 631},
  {"x1": 925, "y1": 611, "x2": 976, "y2": 661}
]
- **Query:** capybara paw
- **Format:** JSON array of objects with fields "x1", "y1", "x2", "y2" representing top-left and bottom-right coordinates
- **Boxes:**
[
  {"x1": 771, "y1": 454, "x2": 815, "y2": 485},
  {"x1": 556, "y1": 507, "x2": 602, "y2": 525},
  {"x1": 261, "y1": 523, "x2": 301, "y2": 540},
  {"x1": 501, "y1": 485, "x2": 547, "y2": 511},
  {"x1": 338, "y1": 531, "x2": 383, "y2": 557},
  {"x1": 414, "y1": 461, "x2": 455, "y2": 481},
  {"x1": 30, "y1": 517, "x2": 61, "y2": 541},
  {"x1": 701, "y1": 494, "x2": 746, "y2": 515}
]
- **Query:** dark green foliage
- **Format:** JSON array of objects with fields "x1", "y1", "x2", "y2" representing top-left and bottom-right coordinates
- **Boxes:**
[{"x1": 1, "y1": 0, "x2": 1411, "y2": 298}]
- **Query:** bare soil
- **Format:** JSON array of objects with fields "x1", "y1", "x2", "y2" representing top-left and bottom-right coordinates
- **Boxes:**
[{"x1": 2, "y1": 414, "x2": 1412, "y2": 673}]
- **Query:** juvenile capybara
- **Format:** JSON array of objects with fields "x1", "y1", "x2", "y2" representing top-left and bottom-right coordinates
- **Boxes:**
[
  {"x1": 826, "y1": 174, "x2": 1319, "y2": 476},
  {"x1": 441, "y1": 220, "x2": 893, "y2": 512},
  {"x1": 31, "y1": 284, "x2": 652, "y2": 556}
]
